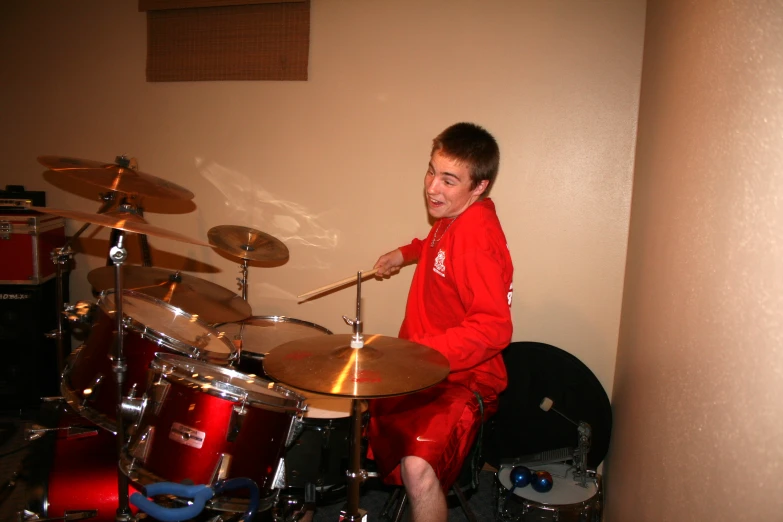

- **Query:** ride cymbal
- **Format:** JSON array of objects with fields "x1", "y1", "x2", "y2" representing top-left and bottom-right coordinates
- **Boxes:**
[
  {"x1": 262, "y1": 334, "x2": 450, "y2": 399},
  {"x1": 88, "y1": 266, "x2": 251, "y2": 324},
  {"x1": 208, "y1": 225, "x2": 289, "y2": 263},
  {"x1": 37, "y1": 155, "x2": 194, "y2": 200},
  {"x1": 31, "y1": 207, "x2": 211, "y2": 247}
]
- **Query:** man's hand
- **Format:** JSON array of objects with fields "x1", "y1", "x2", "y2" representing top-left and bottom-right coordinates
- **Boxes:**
[{"x1": 374, "y1": 248, "x2": 404, "y2": 278}]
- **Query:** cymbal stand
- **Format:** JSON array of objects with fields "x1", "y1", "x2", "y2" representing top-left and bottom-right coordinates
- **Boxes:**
[
  {"x1": 109, "y1": 231, "x2": 132, "y2": 521},
  {"x1": 338, "y1": 272, "x2": 369, "y2": 522},
  {"x1": 238, "y1": 258, "x2": 250, "y2": 301},
  {"x1": 46, "y1": 246, "x2": 74, "y2": 377},
  {"x1": 104, "y1": 156, "x2": 152, "y2": 267},
  {"x1": 46, "y1": 195, "x2": 116, "y2": 376}
]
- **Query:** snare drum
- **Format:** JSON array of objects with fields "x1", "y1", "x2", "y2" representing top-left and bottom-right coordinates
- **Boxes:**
[
  {"x1": 284, "y1": 388, "x2": 367, "y2": 502},
  {"x1": 121, "y1": 353, "x2": 305, "y2": 513},
  {"x1": 216, "y1": 316, "x2": 332, "y2": 376},
  {"x1": 495, "y1": 463, "x2": 603, "y2": 522},
  {"x1": 62, "y1": 290, "x2": 237, "y2": 433}
]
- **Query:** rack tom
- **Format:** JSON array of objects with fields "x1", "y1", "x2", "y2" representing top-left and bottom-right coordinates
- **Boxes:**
[
  {"x1": 216, "y1": 316, "x2": 332, "y2": 377},
  {"x1": 62, "y1": 290, "x2": 237, "y2": 433},
  {"x1": 121, "y1": 353, "x2": 305, "y2": 513}
]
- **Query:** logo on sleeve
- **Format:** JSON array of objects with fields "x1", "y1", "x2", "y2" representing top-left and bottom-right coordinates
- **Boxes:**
[
  {"x1": 433, "y1": 249, "x2": 446, "y2": 277},
  {"x1": 507, "y1": 282, "x2": 513, "y2": 306}
]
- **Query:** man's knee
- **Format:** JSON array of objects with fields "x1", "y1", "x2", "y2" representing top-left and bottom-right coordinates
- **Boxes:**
[{"x1": 400, "y1": 456, "x2": 440, "y2": 493}]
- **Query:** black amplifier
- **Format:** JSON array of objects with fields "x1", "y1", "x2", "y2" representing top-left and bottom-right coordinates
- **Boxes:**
[{"x1": 0, "y1": 185, "x2": 46, "y2": 210}]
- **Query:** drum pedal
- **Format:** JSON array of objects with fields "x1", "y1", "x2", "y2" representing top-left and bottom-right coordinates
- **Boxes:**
[{"x1": 500, "y1": 446, "x2": 574, "y2": 468}]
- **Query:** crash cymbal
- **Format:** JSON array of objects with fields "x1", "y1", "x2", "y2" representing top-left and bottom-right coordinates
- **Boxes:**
[
  {"x1": 31, "y1": 206, "x2": 211, "y2": 247},
  {"x1": 37, "y1": 155, "x2": 194, "y2": 200},
  {"x1": 88, "y1": 266, "x2": 251, "y2": 324},
  {"x1": 208, "y1": 225, "x2": 289, "y2": 263},
  {"x1": 262, "y1": 334, "x2": 450, "y2": 399}
]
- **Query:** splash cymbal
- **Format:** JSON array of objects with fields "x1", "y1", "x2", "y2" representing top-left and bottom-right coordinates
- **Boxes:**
[
  {"x1": 31, "y1": 206, "x2": 211, "y2": 247},
  {"x1": 88, "y1": 266, "x2": 251, "y2": 324},
  {"x1": 208, "y1": 225, "x2": 289, "y2": 263},
  {"x1": 262, "y1": 334, "x2": 450, "y2": 398},
  {"x1": 38, "y1": 155, "x2": 194, "y2": 200}
]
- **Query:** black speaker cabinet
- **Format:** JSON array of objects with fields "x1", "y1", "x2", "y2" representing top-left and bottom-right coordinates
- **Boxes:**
[{"x1": 0, "y1": 277, "x2": 70, "y2": 412}]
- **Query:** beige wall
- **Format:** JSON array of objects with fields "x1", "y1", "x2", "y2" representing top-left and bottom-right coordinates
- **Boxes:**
[
  {"x1": 605, "y1": 1, "x2": 783, "y2": 520},
  {"x1": 0, "y1": 2, "x2": 644, "y2": 401}
]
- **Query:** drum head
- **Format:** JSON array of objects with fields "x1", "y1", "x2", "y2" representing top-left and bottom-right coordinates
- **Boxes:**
[
  {"x1": 484, "y1": 342, "x2": 612, "y2": 469},
  {"x1": 497, "y1": 463, "x2": 597, "y2": 506},
  {"x1": 216, "y1": 316, "x2": 332, "y2": 356},
  {"x1": 101, "y1": 291, "x2": 235, "y2": 362},
  {"x1": 152, "y1": 353, "x2": 304, "y2": 412}
]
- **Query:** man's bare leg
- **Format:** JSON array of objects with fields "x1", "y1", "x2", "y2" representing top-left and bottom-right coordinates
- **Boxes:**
[{"x1": 400, "y1": 456, "x2": 446, "y2": 522}]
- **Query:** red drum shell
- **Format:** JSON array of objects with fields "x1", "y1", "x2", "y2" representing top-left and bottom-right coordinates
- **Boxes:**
[
  {"x1": 29, "y1": 413, "x2": 140, "y2": 521},
  {"x1": 63, "y1": 290, "x2": 236, "y2": 432},
  {"x1": 124, "y1": 354, "x2": 304, "y2": 498}
]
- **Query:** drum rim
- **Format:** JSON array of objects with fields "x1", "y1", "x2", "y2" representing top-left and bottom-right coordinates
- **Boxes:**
[
  {"x1": 496, "y1": 465, "x2": 601, "y2": 508},
  {"x1": 101, "y1": 290, "x2": 237, "y2": 361},
  {"x1": 214, "y1": 315, "x2": 334, "y2": 335},
  {"x1": 60, "y1": 349, "x2": 119, "y2": 434},
  {"x1": 152, "y1": 353, "x2": 305, "y2": 412}
]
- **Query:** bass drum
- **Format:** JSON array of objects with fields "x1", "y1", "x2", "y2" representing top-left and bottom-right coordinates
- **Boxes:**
[
  {"x1": 495, "y1": 463, "x2": 602, "y2": 522},
  {"x1": 215, "y1": 316, "x2": 332, "y2": 377},
  {"x1": 283, "y1": 387, "x2": 368, "y2": 504},
  {"x1": 62, "y1": 290, "x2": 237, "y2": 433},
  {"x1": 483, "y1": 342, "x2": 613, "y2": 470}
]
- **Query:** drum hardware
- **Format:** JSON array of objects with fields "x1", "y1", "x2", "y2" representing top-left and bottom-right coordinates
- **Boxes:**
[
  {"x1": 500, "y1": 446, "x2": 576, "y2": 468},
  {"x1": 540, "y1": 397, "x2": 592, "y2": 488},
  {"x1": 24, "y1": 424, "x2": 99, "y2": 442},
  {"x1": 263, "y1": 272, "x2": 450, "y2": 522},
  {"x1": 87, "y1": 266, "x2": 252, "y2": 324},
  {"x1": 20, "y1": 505, "x2": 122, "y2": 520},
  {"x1": 107, "y1": 231, "x2": 133, "y2": 522},
  {"x1": 119, "y1": 395, "x2": 147, "y2": 425},
  {"x1": 45, "y1": 245, "x2": 75, "y2": 376},
  {"x1": 63, "y1": 300, "x2": 97, "y2": 338}
]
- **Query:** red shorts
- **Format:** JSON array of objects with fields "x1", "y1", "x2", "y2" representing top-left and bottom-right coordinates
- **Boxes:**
[{"x1": 367, "y1": 379, "x2": 497, "y2": 491}]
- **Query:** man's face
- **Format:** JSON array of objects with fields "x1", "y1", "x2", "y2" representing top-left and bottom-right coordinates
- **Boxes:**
[{"x1": 424, "y1": 150, "x2": 488, "y2": 219}]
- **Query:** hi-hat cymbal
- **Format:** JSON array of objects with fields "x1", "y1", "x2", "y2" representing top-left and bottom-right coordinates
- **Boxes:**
[
  {"x1": 262, "y1": 334, "x2": 450, "y2": 399},
  {"x1": 31, "y1": 206, "x2": 211, "y2": 247},
  {"x1": 208, "y1": 225, "x2": 289, "y2": 263},
  {"x1": 38, "y1": 156, "x2": 194, "y2": 200},
  {"x1": 88, "y1": 266, "x2": 251, "y2": 324}
]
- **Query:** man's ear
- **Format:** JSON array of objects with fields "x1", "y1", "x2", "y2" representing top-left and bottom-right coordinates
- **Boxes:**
[{"x1": 472, "y1": 179, "x2": 489, "y2": 197}]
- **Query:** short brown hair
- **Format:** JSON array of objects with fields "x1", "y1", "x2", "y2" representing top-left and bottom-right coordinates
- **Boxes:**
[{"x1": 431, "y1": 122, "x2": 500, "y2": 192}]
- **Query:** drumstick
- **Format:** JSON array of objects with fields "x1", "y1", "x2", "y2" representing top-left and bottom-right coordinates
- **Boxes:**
[{"x1": 298, "y1": 268, "x2": 379, "y2": 300}]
